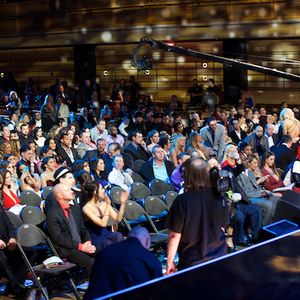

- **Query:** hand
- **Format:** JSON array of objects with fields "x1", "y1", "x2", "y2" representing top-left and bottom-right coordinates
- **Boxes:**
[
  {"x1": 0, "y1": 240, "x2": 6, "y2": 250},
  {"x1": 119, "y1": 191, "x2": 129, "y2": 204},
  {"x1": 7, "y1": 238, "x2": 16, "y2": 251},
  {"x1": 261, "y1": 191, "x2": 269, "y2": 198},
  {"x1": 140, "y1": 140, "x2": 147, "y2": 149},
  {"x1": 81, "y1": 241, "x2": 96, "y2": 254},
  {"x1": 104, "y1": 194, "x2": 111, "y2": 206},
  {"x1": 166, "y1": 261, "x2": 177, "y2": 275}
]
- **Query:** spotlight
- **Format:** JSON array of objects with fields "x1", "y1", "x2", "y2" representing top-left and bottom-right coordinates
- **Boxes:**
[
  {"x1": 0, "y1": 73, "x2": 4, "y2": 78},
  {"x1": 203, "y1": 76, "x2": 207, "y2": 81},
  {"x1": 203, "y1": 63, "x2": 208, "y2": 68},
  {"x1": 103, "y1": 71, "x2": 108, "y2": 76},
  {"x1": 145, "y1": 70, "x2": 150, "y2": 75}
]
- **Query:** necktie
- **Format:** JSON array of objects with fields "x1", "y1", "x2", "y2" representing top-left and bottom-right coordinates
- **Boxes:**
[{"x1": 66, "y1": 208, "x2": 81, "y2": 243}]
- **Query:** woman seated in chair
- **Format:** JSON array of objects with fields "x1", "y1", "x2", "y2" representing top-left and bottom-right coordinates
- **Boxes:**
[
  {"x1": 108, "y1": 155, "x2": 133, "y2": 192},
  {"x1": 18, "y1": 164, "x2": 41, "y2": 196},
  {"x1": 82, "y1": 181, "x2": 128, "y2": 250},
  {"x1": 260, "y1": 151, "x2": 284, "y2": 193},
  {"x1": 0, "y1": 169, "x2": 20, "y2": 210},
  {"x1": 40, "y1": 156, "x2": 57, "y2": 188},
  {"x1": 90, "y1": 157, "x2": 110, "y2": 190}
]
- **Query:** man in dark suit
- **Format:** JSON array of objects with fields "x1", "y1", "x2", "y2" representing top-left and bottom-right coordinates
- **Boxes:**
[
  {"x1": 264, "y1": 124, "x2": 279, "y2": 150},
  {"x1": 138, "y1": 145, "x2": 174, "y2": 184},
  {"x1": 228, "y1": 119, "x2": 247, "y2": 146},
  {"x1": 56, "y1": 131, "x2": 79, "y2": 167},
  {"x1": 84, "y1": 227, "x2": 162, "y2": 300},
  {"x1": 46, "y1": 183, "x2": 96, "y2": 276},
  {"x1": 272, "y1": 135, "x2": 296, "y2": 172},
  {"x1": 123, "y1": 130, "x2": 150, "y2": 161}
]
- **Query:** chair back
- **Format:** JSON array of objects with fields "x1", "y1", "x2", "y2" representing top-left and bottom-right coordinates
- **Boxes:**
[
  {"x1": 131, "y1": 171, "x2": 145, "y2": 183},
  {"x1": 165, "y1": 191, "x2": 178, "y2": 209},
  {"x1": 42, "y1": 186, "x2": 54, "y2": 200},
  {"x1": 132, "y1": 159, "x2": 145, "y2": 173},
  {"x1": 110, "y1": 186, "x2": 127, "y2": 205},
  {"x1": 20, "y1": 190, "x2": 42, "y2": 206},
  {"x1": 149, "y1": 179, "x2": 173, "y2": 195},
  {"x1": 20, "y1": 206, "x2": 46, "y2": 225},
  {"x1": 17, "y1": 224, "x2": 46, "y2": 247},
  {"x1": 124, "y1": 200, "x2": 146, "y2": 220},
  {"x1": 145, "y1": 196, "x2": 168, "y2": 216},
  {"x1": 130, "y1": 182, "x2": 152, "y2": 200},
  {"x1": 5, "y1": 211, "x2": 23, "y2": 229}
]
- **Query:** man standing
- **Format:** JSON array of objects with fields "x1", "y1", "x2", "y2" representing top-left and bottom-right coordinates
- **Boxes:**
[
  {"x1": 46, "y1": 183, "x2": 96, "y2": 276},
  {"x1": 200, "y1": 117, "x2": 225, "y2": 162},
  {"x1": 138, "y1": 145, "x2": 174, "y2": 185},
  {"x1": 229, "y1": 119, "x2": 247, "y2": 146},
  {"x1": 187, "y1": 79, "x2": 204, "y2": 107},
  {"x1": 84, "y1": 227, "x2": 162, "y2": 300}
]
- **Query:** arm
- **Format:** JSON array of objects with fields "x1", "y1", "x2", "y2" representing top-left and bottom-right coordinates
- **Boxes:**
[
  {"x1": 170, "y1": 150, "x2": 179, "y2": 167},
  {"x1": 166, "y1": 231, "x2": 181, "y2": 274},
  {"x1": 82, "y1": 202, "x2": 111, "y2": 228}
]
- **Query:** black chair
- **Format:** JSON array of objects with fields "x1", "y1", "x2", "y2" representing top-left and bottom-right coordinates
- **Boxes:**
[
  {"x1": 123, "y1": 201, "x2": 168, "y2": 251},
  {"x1": 42, "y1": 186, "x2": 54, "y2": 200},
  {"x1": 20, "y1": 206, "x2": 46, "y2": 226},
  {"x1": 110, "y1": 186, "x2": 127, "y2": 206},
  {"x1": 144, "y1": 196, "x2": 168, "y2": 233},
  {"x1": 19, "y1": 190, "x2": 42, "y2": 207},
  {"x1": 149, "y1": 179, "x2": 173, "y2": 196},
  {"x1": 165, "y1": 191, "x2": 179, "y2": 210},
  {"x1": 132, "y1": 159, "x2": 145, "y2": 173},
  {"x1": 5, "y1": 211, "x2": 23, "y2": 230},
  {"x1": 131, "y1": 171, "x2": 145, "y2": 183},
  {"x1": 130, "y1": 182, "x2": 152, "y2": 201},
  {"x1": 16, "y1": 224, "x2": 80, "y2": 300}
]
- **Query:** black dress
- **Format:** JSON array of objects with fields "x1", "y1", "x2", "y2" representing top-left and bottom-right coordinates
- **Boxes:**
[{"x1": 166, "y1": 189, "x2": 228, "y2": 269}]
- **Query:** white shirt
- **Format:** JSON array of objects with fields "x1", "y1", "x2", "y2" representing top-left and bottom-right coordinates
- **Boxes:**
[{"x1": 108, "y1": 168, "x2": 133, "y2": 191}]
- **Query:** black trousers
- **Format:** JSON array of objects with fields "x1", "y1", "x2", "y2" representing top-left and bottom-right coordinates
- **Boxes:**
[{"x1": 62, "y1": 249, "x2": 95, "y2": 277}]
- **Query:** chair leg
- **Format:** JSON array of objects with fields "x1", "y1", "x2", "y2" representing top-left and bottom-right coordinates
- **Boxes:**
[{"x1": 67, "y1": 273, "x2": 81, "y2": 300}]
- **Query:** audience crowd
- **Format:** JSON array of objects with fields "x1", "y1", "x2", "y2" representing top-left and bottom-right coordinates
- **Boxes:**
[{"x1": 1, "y1": 74, "x2": 300, "y2": 298}]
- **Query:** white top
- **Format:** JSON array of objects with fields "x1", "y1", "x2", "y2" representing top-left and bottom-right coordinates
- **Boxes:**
[{"x1": 108, "y1": 168, "x2": 133, "y2": 191}]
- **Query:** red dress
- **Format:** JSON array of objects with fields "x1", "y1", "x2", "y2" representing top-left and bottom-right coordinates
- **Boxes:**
[
  {"x1": 3, "y1": 190, "x2": 20, "y2": 209},
  {"x1": 261, "y1": 168, "x2": 284, "y2": 191}
]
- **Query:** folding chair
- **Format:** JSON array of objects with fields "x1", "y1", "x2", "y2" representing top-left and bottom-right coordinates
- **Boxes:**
[
  {"x1": 144, "y1": 196, "x2": 168, "y2": 233},
  {"x1": 5, "y1": 211, "x2": 23, "y2": 230},
  {"x1": 131, "y1": 171, "x2": 145, "y2": 183},
  {"x1": 110, "y1": 186, "x2": 127, "y2": 206},
  {"x1": 16, "y1": 224, "x2": 80, "y2": 300},
  {"x1": 130, "y1": 182, "x2": 152, "y2": 202},
  {"x1": 19, "y1": 190, "x2": 42, "y2": 207},
  {"x1": 165, "y1": 191, "x2": 179, "y2": 210},
  {"x1": 123, "y1": 201, "x2": 168, "y2": 252},
  {"x1": 132, "y1": 159, "x2": 145, "y2": 173},
  {"x1": 20, "y1": 206, "x2": 46, "y2": 226},
  {"x1": 42, "y1": 186, "x2": 54, "y2": 200},
  {"x1": 149, "y1": 179, "x2": 173, "y2": 196}
]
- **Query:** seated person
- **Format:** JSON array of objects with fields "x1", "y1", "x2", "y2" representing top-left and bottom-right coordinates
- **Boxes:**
[
  {"x1": 260, "y1": 151, "x2": 284, "y2": 192},
  {"x1": 84, "y1": 227, "x2": 162, "y2": 300},
  {"x1": 46, "y1": 183, "x2": 96, "y2": 276},
  {"x1": 0, "y1": 169, "x2": 20, "y2": 210},
  {"x1": 108, "y1": 155, "x2": 133, "y2": 192},
  {"x1": 82, "y1": 181, "x2": 127, "y2": 250}
]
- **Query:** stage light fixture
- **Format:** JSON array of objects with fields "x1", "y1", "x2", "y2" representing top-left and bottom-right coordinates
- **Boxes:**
[
  {"x1": 103, "y1": 71, "x2": 108, "y2": 76},
  {"x1": 203, "y1": 63, "x2": 208, "y2": 68}
]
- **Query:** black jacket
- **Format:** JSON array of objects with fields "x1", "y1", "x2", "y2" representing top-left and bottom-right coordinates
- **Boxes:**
[
  {"x1": 46, "y1": 204, "x2": 90, "y2": 257},
  {"x1": 138, "y1": 158, "x2": 174, "y2": 184},
  {"x1": 123, "y1": 142, "x2": 150, "y2": 161},
  {"x1": 0, "y1": 200, "x2": 15, "y2": 243},
  {"x1": 228, "y1": 130, "x2": 247, "y2": 146},
  {"x1": 272, "y1": 144, "x2": 296, "y2": 171},
  {"x1": 56, "y1": 143, "x2": 79, "y2": 167}
]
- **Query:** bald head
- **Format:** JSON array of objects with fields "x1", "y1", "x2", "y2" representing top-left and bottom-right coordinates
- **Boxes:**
[
  {"x1": 54, "y1": 183, "x2": 74, "y2": 203},
  {"x1": 128, "y1": 227, "x2": 151, "y2": 249}
]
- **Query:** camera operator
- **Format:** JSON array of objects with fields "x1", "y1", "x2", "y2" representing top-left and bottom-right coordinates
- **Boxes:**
[{"x1": 208, "y1": 157, "x2": 262, "y2": 249}]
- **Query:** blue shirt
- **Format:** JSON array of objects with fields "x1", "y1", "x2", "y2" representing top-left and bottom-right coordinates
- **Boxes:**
[{"x1": 153, "y1": 160, "x2": 170, "y2": 183}]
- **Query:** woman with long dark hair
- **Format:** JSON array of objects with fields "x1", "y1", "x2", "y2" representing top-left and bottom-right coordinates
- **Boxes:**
[
  {"x1": 82, "y1": 181, "x2": 127, "y2": 250},
  {"x1": 166, "y1": 157, "x2": 228, "y2": 273}
]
